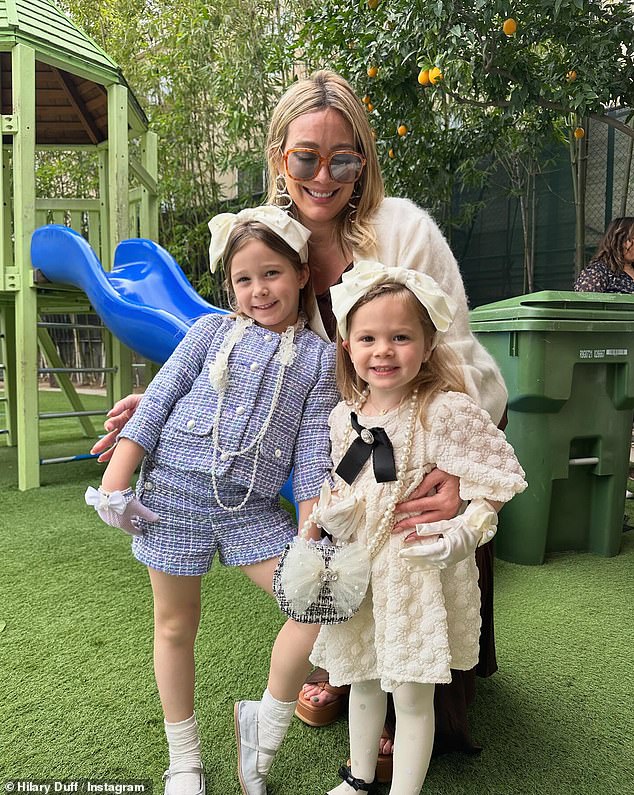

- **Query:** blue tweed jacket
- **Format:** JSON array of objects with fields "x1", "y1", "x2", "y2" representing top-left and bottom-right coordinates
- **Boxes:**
[{"x1": 120, "y1": 314, "x2": 338, "y2": 502}]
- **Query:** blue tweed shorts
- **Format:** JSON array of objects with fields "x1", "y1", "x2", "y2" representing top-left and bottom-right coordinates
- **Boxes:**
[{"x1": 130, "y1": 460, "x2": 296, "y2": 576}]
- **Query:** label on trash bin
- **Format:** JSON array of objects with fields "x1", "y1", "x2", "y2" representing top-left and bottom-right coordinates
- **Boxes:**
[{"x1": 579, "y1": 348, "x2": 627, "y2": 358}]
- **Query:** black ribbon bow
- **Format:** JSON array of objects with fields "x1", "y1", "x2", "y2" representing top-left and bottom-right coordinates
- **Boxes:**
[{"x1": 335, "y1": 412, "x2": 397, "y2": 485}]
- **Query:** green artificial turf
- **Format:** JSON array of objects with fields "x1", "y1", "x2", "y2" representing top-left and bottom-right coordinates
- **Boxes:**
[{"x1": 1, "y1": 392, "x2": 633, "y2": 794}]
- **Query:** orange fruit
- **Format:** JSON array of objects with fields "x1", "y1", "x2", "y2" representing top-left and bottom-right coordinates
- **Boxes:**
[
  {"x1": 429, "y1": 66, "x2": 442, "y2": 84},
  {"x1": 502, "y1": 18, "x2": 517, "y2": 36},
  {"x1": 366, "y1": 103, "x2": 374, "y2": 112},
  {"x1": 368, "y1": 0, "x2": 379, "y2": 8},
  {"x1": 418, "y1": 68, "x2": 430, "y2": 86},
  {"x1": 367, "y1": 65, "x2": 378, "y2": 78},
  {"x1": 574, "y1": 127, "x2": 585, "y2": 139},
  {"x1": 566, "y1": 70, "x2": 577, "y2": 82},
  {"x1": 362, "y1": 94, "x2": 371, "y2": 104},
  {"x1": 397, "y1": 124, "x2": 408, "y2": 137},
  {"x1": 388, "y1": 148, "x2": 395, "y2": 159}
]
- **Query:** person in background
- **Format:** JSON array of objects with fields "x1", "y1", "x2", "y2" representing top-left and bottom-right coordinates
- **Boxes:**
[
  {"x1": 574, "y1": 216, "x2": 634, "y2": 500},
  {"x1": 573, "y1": 217, "x2": 634, "y2": 293}
]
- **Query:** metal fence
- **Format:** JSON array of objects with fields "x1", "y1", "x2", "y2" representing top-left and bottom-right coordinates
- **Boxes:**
[
  {"x1": 454, "y1": 108, "x2": 633, "y2": 307},
  {"x1": 38, "y1": 313, "x2": 149, "y2": 390},
  {"x1": 586, "y1": 109, "x2": 633, "y2": 245}
]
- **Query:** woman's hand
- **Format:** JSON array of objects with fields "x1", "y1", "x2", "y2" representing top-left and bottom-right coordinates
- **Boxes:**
[
  {"x1": 90, "y1": 394, "x2": 143, "y2": 462},
  {"x1": 398, "y1": 499, "x2": 499, "y2": 568},
  {"x1": 392, "y1": 467, "x2": 461, "y2": 533}
]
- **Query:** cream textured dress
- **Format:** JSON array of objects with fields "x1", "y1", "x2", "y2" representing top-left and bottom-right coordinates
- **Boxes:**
[{"x1": 310, "y1": 390, "x2": 527, "y2": 693}]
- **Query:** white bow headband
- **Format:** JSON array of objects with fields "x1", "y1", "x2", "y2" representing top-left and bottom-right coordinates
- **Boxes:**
[
  {"x1": 330, "y1": 260, "x2": 457, "y2": 340},
  {"x1": 208, "y1": 205, "x2": 311, "y2": 273}
]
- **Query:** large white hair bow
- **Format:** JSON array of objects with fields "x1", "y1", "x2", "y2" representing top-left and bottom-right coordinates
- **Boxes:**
[
  {"x1": 279, "y1": 538, "x2": 371, "y2": 615},
  {"x1": 208, "y1": 205, "x2": 311, "y2": 273},
  {"x1": 330, "y1": 260, "x2": 457, "y2": 340}
]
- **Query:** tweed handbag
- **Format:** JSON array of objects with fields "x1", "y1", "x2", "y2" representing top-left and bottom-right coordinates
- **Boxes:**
[{"x1": 273, "y1": 536, "x2": 371, "y2": 625}]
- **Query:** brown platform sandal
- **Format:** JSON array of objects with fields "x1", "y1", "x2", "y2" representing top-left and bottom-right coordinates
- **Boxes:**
[
  {"x1": 295, "y1": 682, "x2": 349, "y2": 727},
  {"x1": 375, "y1": 729, "x2": 393, "y2": 784}
]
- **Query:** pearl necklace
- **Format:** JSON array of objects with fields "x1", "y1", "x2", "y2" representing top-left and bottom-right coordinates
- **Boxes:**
[
  {"x1": 209, "y1": 314, "x2": 302, "y2": 513},
  {"x1": 339, "y1": 387, "x2": 419, "y2": 559}
]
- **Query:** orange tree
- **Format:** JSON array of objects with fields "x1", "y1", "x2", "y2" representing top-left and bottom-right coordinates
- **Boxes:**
[{"x1": 292, "y1": 0, "x2": 634, "y2": 271}]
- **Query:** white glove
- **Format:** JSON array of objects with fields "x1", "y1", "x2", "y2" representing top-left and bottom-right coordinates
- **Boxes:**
[
  {"x1": 311, "y1": 481, "x2": 365, "y2": 542},
  {"x1": 85, "y1": 486, "x2": 159, "y2": 536},
  {"x1": 399, "y1": 499, "x2": 498, "y2": 570}
]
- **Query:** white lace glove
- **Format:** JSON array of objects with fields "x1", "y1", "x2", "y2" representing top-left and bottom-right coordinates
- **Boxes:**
[
  {"x1": 399, "y1": 498, "x2": 498, "y2": 570},
  {"x1": 85, "y1": 486, "x2": 159, "y2": 536},
  {"x1": 310, "y1": 481, "x2": 366, "y2": 542}
]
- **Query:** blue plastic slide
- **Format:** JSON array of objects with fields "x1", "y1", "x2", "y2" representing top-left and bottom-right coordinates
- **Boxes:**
[
  {"x1": 31, "y1": 225, "x2": 224, "y2": 364},
  {"x1": 30, "y1": 225, "x2": 295, "y2": 504}
]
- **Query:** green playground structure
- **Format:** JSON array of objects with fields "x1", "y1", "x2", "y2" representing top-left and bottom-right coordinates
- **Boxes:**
[{"x1": 0, "y1": 0, "x2": 158, "y2": 490}]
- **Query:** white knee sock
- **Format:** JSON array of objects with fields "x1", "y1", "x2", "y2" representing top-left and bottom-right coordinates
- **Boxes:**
[
  {"x1": 256, "y1": 688, "x2": 296, "y2": 775},
  {"x1": 390, "y1": 682, "x2": 435, "y2": 795},
  {"x1": 164, "y1": 713, "x2": 202, "y2": 795}
]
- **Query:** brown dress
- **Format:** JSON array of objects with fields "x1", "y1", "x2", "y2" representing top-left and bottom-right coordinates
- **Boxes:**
[{"x1": 314, "y1": 285, "x2": 499, "y2": 755}]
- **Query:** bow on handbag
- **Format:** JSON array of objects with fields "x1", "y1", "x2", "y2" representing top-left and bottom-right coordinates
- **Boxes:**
[{"x1": 279, "y1": 538, "x2": 371, "y2": 616}]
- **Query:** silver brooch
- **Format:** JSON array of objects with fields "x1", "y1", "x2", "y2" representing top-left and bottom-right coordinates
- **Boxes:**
[{"x1": 360, "y1": 428, "x2": 374, "y2": 444}]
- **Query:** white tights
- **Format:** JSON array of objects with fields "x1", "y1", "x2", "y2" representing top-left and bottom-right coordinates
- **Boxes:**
[{"x1": 328, "y1": 680, "x2": 435, "y2": 795}]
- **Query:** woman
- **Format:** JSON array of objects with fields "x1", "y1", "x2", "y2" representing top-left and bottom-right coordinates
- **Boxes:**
[
  {"x1": 574, "y1": 217, "x2": 634, "y2": 293},
  {"x1": 92, "y1": 69, "x2": 508, "y2": 782}
]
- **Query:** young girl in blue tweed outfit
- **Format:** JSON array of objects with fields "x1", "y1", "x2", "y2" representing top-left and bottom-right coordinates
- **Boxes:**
[{"x1": 85, "y1": 205, "x2": 338, "y2": 795}]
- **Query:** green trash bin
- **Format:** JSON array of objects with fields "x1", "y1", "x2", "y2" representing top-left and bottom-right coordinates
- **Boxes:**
[{"x1": 469, "y1": 290, "x2": 634, "y2": 565}]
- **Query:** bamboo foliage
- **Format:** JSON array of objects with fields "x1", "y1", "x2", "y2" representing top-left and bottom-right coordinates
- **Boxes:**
[{"x1": 54, "y1": 0, "x2": 306, "y2": 299}]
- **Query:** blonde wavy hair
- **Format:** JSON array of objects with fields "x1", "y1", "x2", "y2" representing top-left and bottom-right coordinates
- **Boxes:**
[
  {"x1": 335, "y1": 283, "x2": 466, "y2": 426},
  {"x1": 266, "y1": 70, "x2": 384, "y2": 257}
]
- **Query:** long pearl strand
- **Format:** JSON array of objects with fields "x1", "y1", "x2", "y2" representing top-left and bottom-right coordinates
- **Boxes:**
[{"x1": 209, "y1": 317, "x2": 301, "y2": 513}]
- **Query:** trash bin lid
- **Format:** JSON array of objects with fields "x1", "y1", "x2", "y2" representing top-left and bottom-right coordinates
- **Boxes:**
[{"x1": 470, "y1": 289, "x2": 634, "y2": 330}]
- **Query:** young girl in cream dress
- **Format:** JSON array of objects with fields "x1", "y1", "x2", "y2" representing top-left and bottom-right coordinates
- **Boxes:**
[{"x1": 308, "y1": 260, "x2": 527, "y2": 795}]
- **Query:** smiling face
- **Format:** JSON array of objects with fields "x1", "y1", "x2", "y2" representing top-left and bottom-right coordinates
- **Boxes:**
[
  {"x1": 229, "y1": 239, "x2": 309, "y2": 333},
  {"x1": 343, "y1": 293, "x2": 433, "y2": 408},
  {"x1": 280, "y1": 108, "x2": 358, "y2": 231}
]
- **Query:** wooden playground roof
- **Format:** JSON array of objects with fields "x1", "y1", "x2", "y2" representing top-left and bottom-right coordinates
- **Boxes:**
[{"x1": 0, "y1": 0, "x2": 148, "y2": 146}]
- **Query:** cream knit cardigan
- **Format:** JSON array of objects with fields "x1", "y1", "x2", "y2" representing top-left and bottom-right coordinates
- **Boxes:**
[{"x1": 307, "y1": 197, "x2": 508, "y2": 424}]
